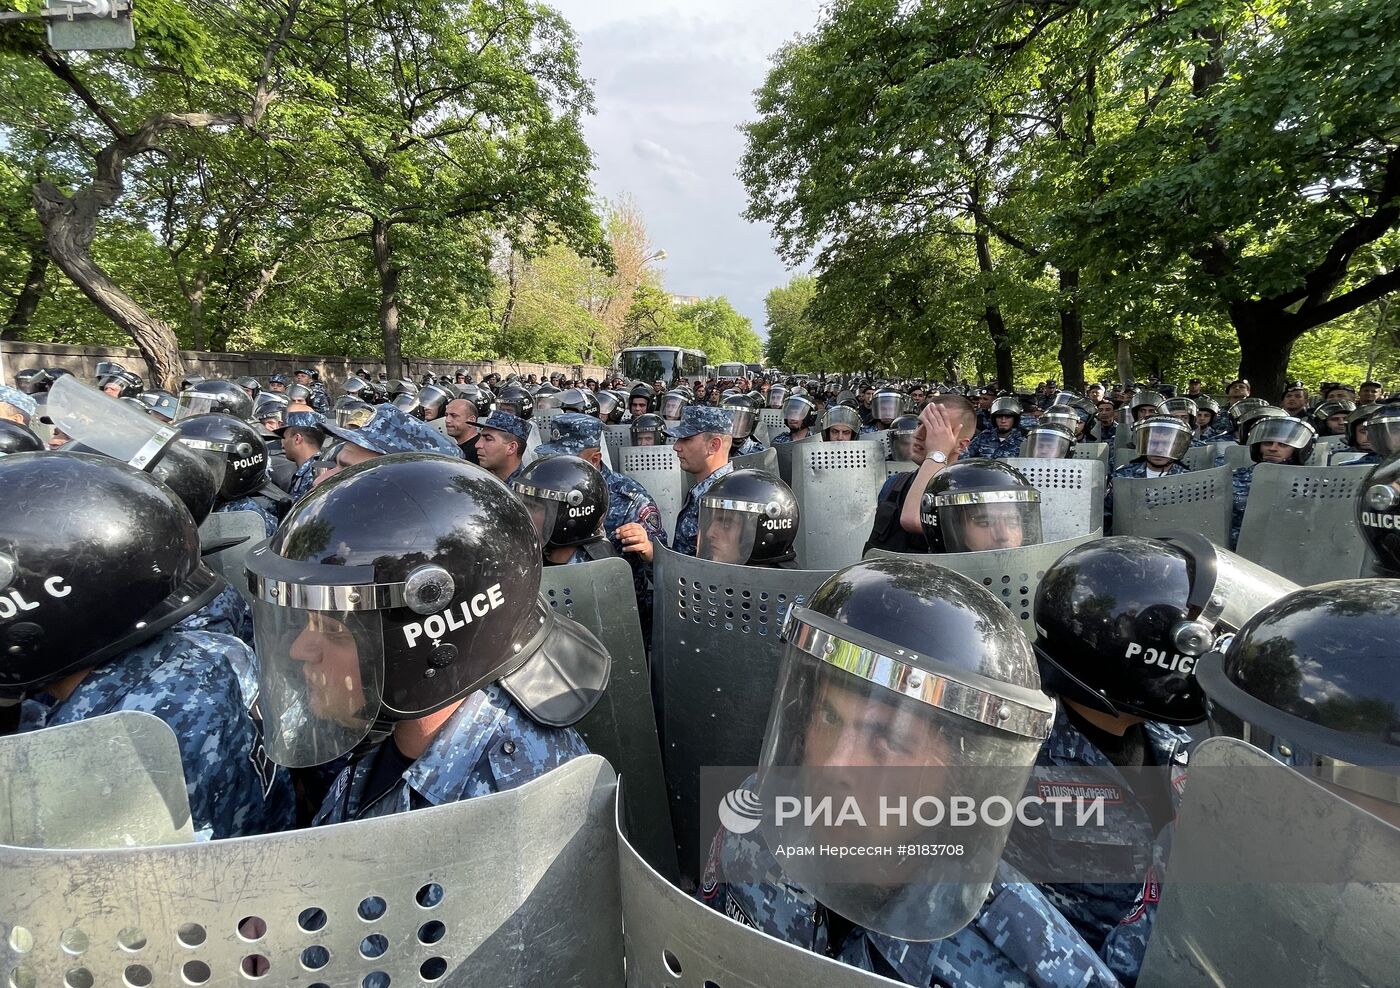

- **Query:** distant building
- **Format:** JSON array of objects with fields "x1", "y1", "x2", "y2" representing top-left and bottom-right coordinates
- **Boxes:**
[{"x1": 668, "y1": 293, "x2": 702, "y2": 307}]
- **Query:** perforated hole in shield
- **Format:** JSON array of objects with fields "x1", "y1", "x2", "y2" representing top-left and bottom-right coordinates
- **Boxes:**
[
  {"x1": 9, "y1": 964, "x2": 35, "y2": 988},
  {"x1": 810, "y1": 448, "x2": 870, "y2": 471},
  {"x1": 180, "y1": 960, "x2": 210, "y2": 985}
]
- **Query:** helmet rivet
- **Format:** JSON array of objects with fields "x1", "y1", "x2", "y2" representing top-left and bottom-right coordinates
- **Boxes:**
[
  {"x1": 1278, "y1": 744, "x2": 1293, "y2": 758},
  {"x1": 823, "y1": 642, "x2": 835, "y2": 655},
  {"x1": 908, "y1": 672, "x2": 924, "y2": 690},
  {"x1": 997, "y1": 706, "x2": 1011, "y2": 721},
  {"x1": 513, "y1": 643, "x2": 522, "y2": 653},
  {"x1": 347, "y1": 591, "x2": 360, "y2": 604}
]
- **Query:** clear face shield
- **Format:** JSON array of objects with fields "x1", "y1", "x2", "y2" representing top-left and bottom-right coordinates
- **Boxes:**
[
  {"x1": 1370, "y1": 411, "x2": 1400, "y2": 457},
  {"x1": 1019, "y1": 426, "x2": 1073, "y2": 458},
  {"x1": 660, "y1": 394, "x2": 687, "y2": 422},
  {"x1": 1248, "y1": 416, "x2": 1314, "y2": 463},
  {"x1": 782, "y1": 396, "x2": 813, "y2": 431},
  {"x1": 697, "y1": 496, "x2": 772, "y2": 564},
  {"x1": 172, "y1": 392, "x2": 227, "y2": 421},
  {"x1": 872, "y1": 393, "x2": 906, "y2": 423},
  {"x1": 512, "y1": 482, "x2": 579, "y2": 548},
  {"x1": 47, "y1": 374, "x2": 180, "y2": 471},
  {"x1": 1134, "y1": 417, "x2": 1191, "y2": 461},
  {"x1": 768, "y1": 387, "x2": 788, "y2": 409},
  {"x1": 725, "y1": 405, "x2": 757, "y2": 438},
  {"x1": 889, "y1": 431, "x2": 915, "y2": 461},
  {"x1": 926, "y1": 491, "x2": 1043, "y2": 553},
  {"x1": 754, "y1": 607, "x2": 1053, "y2": 940}
]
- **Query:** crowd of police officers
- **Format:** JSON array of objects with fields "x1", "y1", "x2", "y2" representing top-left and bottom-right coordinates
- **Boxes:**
[{"x1": 0, "y1": 358, "x2": 1397, "y2": 986}]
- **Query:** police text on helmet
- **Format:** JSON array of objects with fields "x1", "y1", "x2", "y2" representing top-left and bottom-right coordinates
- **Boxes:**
[{"x1": 401, "y1": 583, "x2": 505, "y2": 647}]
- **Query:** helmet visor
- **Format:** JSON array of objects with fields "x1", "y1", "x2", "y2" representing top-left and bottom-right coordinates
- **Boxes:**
[
  {"x1": 751, "y1": 608, "x2": 1050, "y2": 940},
  {"x1": 929, "y1": 491, "x2": 1043, "y2": 553},
  {"x1": 173, "y1": 392, "x2": 226, "y2": 421},
  {"x1": 725, "y1": 405, "x2": 756, "y2": 438},
  {"x1": 768, "y1": 387, "x2": 788, "y2": 409},
  {"x1": 697, "y1": 502, "x2": 759, "y2": 564},
  {"x1": 1371, "y1": 412, "x2": 1400, "y2": 457},
  {"x1": 1020, "y1": 428, "x2": 1072, "y2": 459},
  {"x1": 1134, "y1": 418, "x2": 1191, "y2": 461},
  {"x1": 253, "y1": 599, "x2": 386, "y2": 768},
  {"x1": 514, "y1": 489, "x2": 564, "y2": 548},
  {"x1": 660, "y1": 394, "x2": 687, "y2": 421},
  {"x1": 889, "y1": 432, "x2": 915, "y2": 461},
  {"x1": 391, "y1": 393, "x2": 421, "y2": 415},
  {"x1": 782, "y1": 396, "x2": 812, "y2": 429},
  {"x1": 872, "y1": 394, "x2": 905, "y2": 422},
  {"x1": 48, "y1": 374, "x2": 179, "y2": 470}
]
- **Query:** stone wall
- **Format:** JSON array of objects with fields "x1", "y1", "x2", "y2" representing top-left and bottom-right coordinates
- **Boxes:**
[{"x1": 0, "y1": 340, "x2": 612, "y2": 391}]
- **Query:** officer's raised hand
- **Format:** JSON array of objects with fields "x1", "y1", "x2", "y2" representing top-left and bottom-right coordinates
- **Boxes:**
[{"x1": 617, "y1": 521, "x2": 654, "y2": 562}]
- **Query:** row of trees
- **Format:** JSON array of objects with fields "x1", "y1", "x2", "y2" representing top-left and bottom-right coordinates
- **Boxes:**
[
  {"x1": 746, "y1": 0, "x2": 1400, "y2": 395},
  {"x1": 0, "y1": 0, "x2": 761, "y2": 386}
]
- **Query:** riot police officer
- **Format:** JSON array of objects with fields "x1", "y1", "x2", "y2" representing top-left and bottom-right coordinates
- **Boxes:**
[
  {"x1": 886, "y1": 414, "x2": 919, "y2": 461},
  {"x1": 1355, "y1": 405, "x2": 1400, "y2": 574},
  {"x1": 771, "y1": 394, "x2": 817, "y2": 445},
  {"x1": 513, "y1": 455, "x2": 616, "y2": 565},
  {"x1": 0, "y1": 452, "x2": 294, "y2": 838},
  {"x1": 722, "y1": 394, "x2": 765, "y2": 457},
  {"x1": 630, "y1": 412, "x2": 666, "y2": 447},
  {"x1": 819, "y1": 404, "x2": 860, "y2": 442},
  {"x1": 0, "y1": 420, "x2": 42, "y2": 456},
  {"x1": 628, "y1": 383, "x2": 655, "y2": 420},
  {"x1": 1020, "y1": 422, "x2": 1076, "y2": 458},
  {"x1": 95, "y1": 361, "x2": 142, "y2": 398},
  {"x1": 1105, "y1": 416, "x2": 1193, "y2": 534},
  {"x1": 496, "y1": 384, "x2": 534, "y2": 420},
  {"x1": 698, "y1": 558, "x2": 1117, "y2": 986},
  {"x1": 963, "y1": 396, "x2": 1026, "y2": 459},
  {"x1": 272, "y1": 410, "x2": 326, "y2": 501},
  {"x1": 175, "y1": 378, "x2": 255, "y2": 422},
  {"x1": 861, "y1": 388, "x2": 908, "y2": 435},
  {"x1": 1332, "y1": 403, "x2": 1381, "y2": 465},
  {"x1": 175, "y1": 413, "x2": 282, "y2": 535},
  {"x1": 246, "y1": 453, "x2": 610, "y2": 823},
  {"x1": 1230, "y1": 416, "x2": 1317, "y2": 548},
  {"x1": 694, "y1": 469, "x2": 798, "y2": 566},
  {"x1": 919, "y1": 459, "x2": 1043, "y2": 552}
]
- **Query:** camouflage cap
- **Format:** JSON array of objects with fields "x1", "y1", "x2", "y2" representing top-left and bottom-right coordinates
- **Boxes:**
[
  {"x1": 477, "y1": 410, "x2": 531, "y2": 446},
  {"x1": 536, "y1": 412, "x2": 602, "y2": 457},
  {"x1": 0, "y1": 384, "x2": 36, "y2": 424},
  {"x1": 321, "y1": 404, "x2": 462, "y2": 458},
  {"x1": 665, "y1": 404, "x2": 734, "y2": 439},
  {"x1": 272, "y1": 410, "x2": 326, "y2": 435}
]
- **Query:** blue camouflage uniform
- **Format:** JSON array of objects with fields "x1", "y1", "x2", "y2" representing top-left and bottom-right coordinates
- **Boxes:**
[
  {"x1": 1104, "y1": 459, "x2": 1190, "y2": 534},
  {"x1": 699, "y1": 805, "x2": 1123, "y2": 988},
  {"x1": 666, "y1": 405, "x2": 739, "y2": 557},
  {"x1": 1230, "y1": 464, "x2": 1255, "y2": 549},
  {"x1": 963, "y1": 427, "x2": 1028, "y2": 460},
  {"x1": 734, "y1": 435, "x2": 767, "y2": 456},
  {"x1": 307, "y1": 383, "x2": 331, "y2": 414},
  {"x1": 179, "y1": 583, "x2": 254, "y2": 644},
  {"x1": 859, "y1": 423, "x2": 885, "y2": 436},
  {"x1": 288, "y1": 453, "x2": 320, "y2": 500},
  {"x1": 770, "y1": 431, "x2": 804, "y2": 445},
  {"x1": 1098, "y1": 423, "x2": 1117, "y2": 448},
  {"x1": 313, "y1": 684, "x2": 588, "y2": 824},
  {"x1": 321, "y1": 402, "x2": 465, "y2": 459},
  {"x1": 218, "y1": 496, "x2": 278, "y2": 537},
  {"x1": 1004, "y1": 707, "x2": 1191, "y2": 984},
  {"x1": 976, "y1": 408, "x2": 993, "y2": 433},
  {"x1": 16, "y1": 628, "x2": 295, "y2": 839},
  {"x1": 1332, "y1": 447, "x2": 1381, "y2": 466}
]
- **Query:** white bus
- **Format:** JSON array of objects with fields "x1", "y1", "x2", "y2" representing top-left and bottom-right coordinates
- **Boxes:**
[{"x1": 615, "y1": 346, "x2": 707, "y2": 388}]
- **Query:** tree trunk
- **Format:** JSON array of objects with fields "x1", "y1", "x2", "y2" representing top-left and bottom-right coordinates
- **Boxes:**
[
  {"x1": 1115, "y1": 336, "x2": 1134, "y2": 388},
  {"x1": 3, "y1": 246, "x2": 47, "y2": 340},
  {"x1": 973, "y1": 229, "x2": 1014, "y2": 387},
  {"x1": 372, "y1": 217, "x2": 403, "y2": 380},
  {"x1": 1056, "y1": 267, "x2": 1085, "y2": 390},
  {"x1": 1232, "y1": 301, "x2": 1298, "y2": 400},
  {"x1": 32, "y1": 181, "x2": 185, "y2": 388},
  {"x1": 188, "y1": 271, "x2": 207, "y2": 351}
]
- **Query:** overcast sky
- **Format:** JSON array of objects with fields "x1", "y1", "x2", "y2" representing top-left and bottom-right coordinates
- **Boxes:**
[{"x1": 548, "y1": 0, "x2": 824, "y2": 337}]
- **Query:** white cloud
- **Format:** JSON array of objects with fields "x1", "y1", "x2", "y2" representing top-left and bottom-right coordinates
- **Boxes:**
[{"x1": 549, "y1": 0, "x2": 824, "y2": 336}]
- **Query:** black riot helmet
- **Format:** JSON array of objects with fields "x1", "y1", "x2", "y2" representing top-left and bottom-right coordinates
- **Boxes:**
[
  {"x1": 254, "y1": 393, "x2": 290, "y2": 431},
  {"x1": 659, "y1": 390, "x2": 689, "y2": 422},
  {"x1": 0, "y1": 421, "x2": 42, "y2": 457},
  {"x1": 767, "y1": 384, "x2": 788, "y2": 409},
  {"x1": 721, "y1": 394, "x2": 757, "y2": 439},
  {"x1": 782, "y1": 394, "x2": 817, "y2": 432},
  {"x1": 235, "y1": 376, "x2": 262, "y2": 400},
  {"x1": 175, "y1": 413, "x2": 269, "y2": 500},
  {"x1": 137, "y1": 389, "x2": 180, "y2": 422},
  {"x1": 887, "y1": 414, "x2": 919, "y2": 461},
  {"x1": 919, "y1": 459, "x2": 1043, "y2": 553},
  {"x1": 246, "y1": 454, "x2": 610, "y2": 768},
  {"x1": 1357, "y1": 433, "x2": 1400, "y2": 575},
  {"x1": 64, "y1": 437, "x2": 221, "y2": 527},
  {"x1": 1346, "y1": 403, "x2": 1380, "y2": 449},
  {"x1": 758, "y1": 558, "x2": 1054, "y2": 939},
  {"x1": 1019, "y1": 422, "x2": 1075, "y2": 459},
  {"x1": 697, "y1": 468, "x2": 799, "y2": 566},
  {"x1": 497, "y1": 384, "x2": 535, "y2": 420},
  {"x1": 1312, "y1": 398, "x2": 1357, "y2": 437},
  {"x1": 1033, "y1": 533, "x2": 1298, "y2": 725},
  {"x1": 558, "y1": 387, "x2": 599, "y2": 416},
  {"x1": 595, "y1": 390, "x2": 624, "y2": 424},
  {"x1": 0, "y1": 452, "x2": 221, "y2": 698},
  {"x1": 1197, "y1": 580, "x2": 1400, "y2": 805},
  {"x1": 1367, "y1": 404, "x2": 1400, "y2": 457},
  {"x1": 341, "y1": 375, "x2": 371, "y2": 401},
  {"x1": 630, "y1": 413, "x2": 666, "y2": 446},
  {"x1": 391, "y1": 388, "x2": 422, "y2": 418},
  {"x1": 175, "y1": 379, "x2": 255, "y2": 422},
  {"x1": 95, "y1": 361, "x2": 143, "y2": 397},
  {"x1": 1248, "y1": 415, "x2": 1316, "y2": 464},
  {"x1": 15, "y1": 368, "x2": 52, "y2": 395},
  {"x1": 821, "y1": 404, "x2": 861, "y2": 441},
  {"x1": 1129, "y1": 389, "x2": 1167, "y2": 420},
  {"x1": 416, "y1": 385, "x2": 453, "y2": 422},
  {"x1": 988, "y1": 395, "x2": 1022, "y2": 430},
  {"x1": 511, "y1": 455, "x2": 609, "y2": 550},
  {"x1": 628, "y1": 382, "x2": 655, "y2": 411},
  {"x1": 1231, "y1": 400, "x2": 1279, "y2": 443}
]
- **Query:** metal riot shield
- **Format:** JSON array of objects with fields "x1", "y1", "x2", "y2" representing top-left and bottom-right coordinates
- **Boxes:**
[
  {"x1": 1235, "y1": 464, "x2": 1372, "y2": 583},
  {"x1": 756, "y1": 407, "x2": 783, "y2": 446},
  {"x1": 540, "y1": 560, "x2": 678, "y2": 883},
  {"x1": 0, "y1": 711, "x2": 192, "y2": 848},
  {"x1": 1223, "y1": 443, "x2": 1252, "y2": 469},
  {"x1": 198, "y1": 510, "x2": 266, "y2": 605},
  {"x1": 774, "y1": 433, "x2": 820, "y2": 486},
  {"x1": 865, "y1": 533, "x2": 1097, "y2": 639},
  {"x1": 1183, "y1": 442, "x2": 1230, "y2": 471},
  {"x1": 1071, "y1": 441, "x2": 1110, "y2": 471},
  {"x1": 1114, "y1": 446, "x2": 1139, "y2": 470},
  {"x1": 616, "y1": 783, "x2": 899, "y2": 988},
  {"x1": 731, "y1": 447, "x2": 777, "y2": 475},
  {"x1": 886, "y1": 459, "x2": 916, "y2": 479},
  {"x1": 789, "y1": 440, "x2": 887, "y2": 569},
  {"x1": 1002, "y1": 457, "x2": 1106, "y2": 543},
  {"x1": 652, "y1": 545, "x2": 833, "y2": 884},
  {"x1": 604, "y1": 423, "x2": 631, "y2": 464},
  {"x1": 1114, "y1": 465, "x2": 1233, "y2": 546},
  {"x1": 0, "y1": 755, "x2": 622, "y2": 987},
  {"x1": 1308, "y1": 434, "x2": 1347, "y2": 466},
  {"x1": 1329, "y1": 450, "x2": 1367, "y2": 466},
  {"x1": 620, "y1": 445, "x2": 686, "y2": 539},
  {"x1": 1138, "y1": 737, "x2": 1400, "y2": 988}
]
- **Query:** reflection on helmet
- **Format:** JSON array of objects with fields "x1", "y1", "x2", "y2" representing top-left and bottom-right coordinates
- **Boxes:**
[{"x1": 697, "y1": 469, "x2": 798, "y2": 566}]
